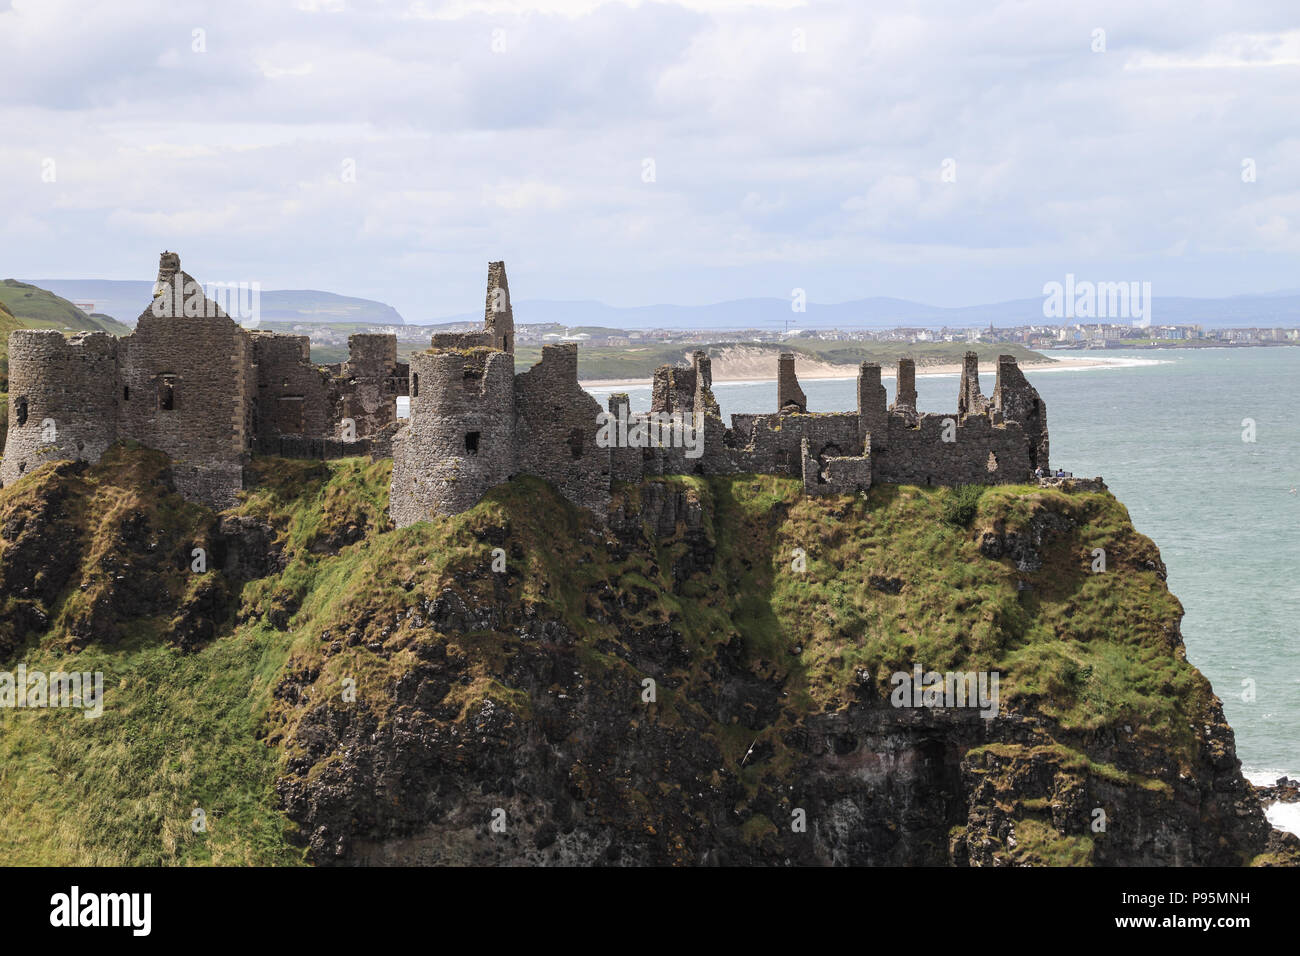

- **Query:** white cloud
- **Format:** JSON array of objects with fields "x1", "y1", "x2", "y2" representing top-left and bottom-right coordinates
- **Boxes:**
[{"x1": 1, "y1": 0, "x2": 1298, "y2": 316}]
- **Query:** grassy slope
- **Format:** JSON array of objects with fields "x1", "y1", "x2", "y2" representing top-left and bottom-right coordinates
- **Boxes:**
[
  {"x1": 0, "y1": 448, "x2": 307, "y2": 864},
  {"x1": 0, "y1": 448, "x2": 1262, "y2": 865},
  {"x1": 0, "y1": 279, "x2": 131, "y2": 335},
  {"x1": 1, "y1": 299, "x2": 15, "y2": 448}
]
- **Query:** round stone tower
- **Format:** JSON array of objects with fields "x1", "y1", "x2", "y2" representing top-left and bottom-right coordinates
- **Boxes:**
[
  {"x1": 390, "y1": 347, "x2": 515, "y2": 526},
  {"x1": 1, "y1": 329, "x2": 120, "y2": 487}
]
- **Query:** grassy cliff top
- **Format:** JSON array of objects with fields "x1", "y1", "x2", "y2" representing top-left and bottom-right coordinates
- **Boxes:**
[{"x1": 0, "y1": 446, "x2": 1280, "y2": 866}]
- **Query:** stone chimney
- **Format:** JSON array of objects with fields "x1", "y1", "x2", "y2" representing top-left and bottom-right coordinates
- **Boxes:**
[
  {"x1": 484, "y1": 261, "x2": 514, "y2": 354},
  {"x1": 777, "y1": 353, "x2": 807, "y2": 413}
]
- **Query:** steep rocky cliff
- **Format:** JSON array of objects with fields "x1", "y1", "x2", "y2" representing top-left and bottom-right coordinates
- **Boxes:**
[{"x1": 0, "y1": 444, "x2": 1294, "y2": 866}]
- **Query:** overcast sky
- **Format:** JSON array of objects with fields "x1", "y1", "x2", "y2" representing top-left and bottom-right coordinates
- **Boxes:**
[{"x1": 2, "y1": 0, "x2": 1298, "y2": 321}]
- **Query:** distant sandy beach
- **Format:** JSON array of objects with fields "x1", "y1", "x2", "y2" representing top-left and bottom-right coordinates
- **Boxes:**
[{"x1": 581, "y1": 353, "x2": 1117, "y2": 389}]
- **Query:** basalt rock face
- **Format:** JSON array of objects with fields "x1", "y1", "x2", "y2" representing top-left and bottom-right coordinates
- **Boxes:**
[
  {"x1": 265, "y1": 474, "x2": 1294, "y2": 868},
  {"x1": 273, "y1": 622, "x2": 1272, "y2": 867},
  {"x1": 0, "y1": 449, "x2": 1291, "y2": 866},
  {"x1": 0, "y1": 445, "x2": 273, "y2": 655}
]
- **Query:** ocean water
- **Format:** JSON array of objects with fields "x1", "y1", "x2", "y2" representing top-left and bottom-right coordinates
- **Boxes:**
[{"x1": 586, "y1": 349, "x2": 1300, "y2": 807}]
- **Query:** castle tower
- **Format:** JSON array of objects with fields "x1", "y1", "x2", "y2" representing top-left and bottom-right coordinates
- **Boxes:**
[
  {"x1": 390, "y1": 347, "x2": 516, "y2": 526},
  {"x1": 1, "y1": 330, "x2": 120, "y2": 488},
  {"x1": 484, "y1": 261, "x2": 514, "y2": 355},
  {"x1": 777, "y1": 353, "x2": 807, "y2": 413}
]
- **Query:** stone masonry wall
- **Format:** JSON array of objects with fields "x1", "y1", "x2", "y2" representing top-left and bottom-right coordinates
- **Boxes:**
[
  {"x1": 857, "y1": 362, "x2": 889, "y2": 450},
  {"x1": 250, "y1": 333, "x2": 333, "y2": 452},
  {"x1": 332, "y1": 333, "x2": 406, "y2": 440},
  {"x1": 873, "y1": 414, "x2": 1034, "y2": 486},
  {"x1": 777, "y1": 353, "x2": 807, "y2": 412},
  {"x1": 117, "y1": 287, "x2": 250, "y2": 508},
  {"x1": 731, "y1": 412, "x2": 863, "y2": 476},
  {"x1": 801, "y1": 437, "x2": 872, "y2": 497},
  {"x1": 484, "y1": 261, "x2": 514, "y2": 355},
  {"x1": 513, "y1": 343, "x2": 611, "y2": 518},
  {"x1": 993, "y1": 355, "x2": 1049, "y2": 471}
]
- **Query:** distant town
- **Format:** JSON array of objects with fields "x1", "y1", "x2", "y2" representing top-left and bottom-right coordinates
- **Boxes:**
[{"x1": 273, "y1": 319, "x2": 1300, "y2": 352}]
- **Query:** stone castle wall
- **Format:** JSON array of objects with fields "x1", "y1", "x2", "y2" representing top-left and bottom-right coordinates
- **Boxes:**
[
  {"x1": 390, "y1": 306, "x2": 1053, "y2": 526},
  {"x1": 330, "y1": 333, "x2": 408, "y2": 440},
  {"x1": 250, "y1": 333, "x2": 331, "y2": 451},
  {"x1": 513, "y1": 343, "x2": 611, "y2": 517}
]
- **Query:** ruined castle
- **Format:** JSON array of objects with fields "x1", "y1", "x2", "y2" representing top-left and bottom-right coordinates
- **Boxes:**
[
  {"x1": 1, "y1": 253, "x2": 1050, "y2": 524},
  {"x1": 0, "y1": 252, "x2": 407, "y2": 507}
]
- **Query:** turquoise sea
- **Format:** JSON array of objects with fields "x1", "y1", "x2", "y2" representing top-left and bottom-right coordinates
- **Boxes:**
[{"x1": 587, "y1": 348, "x2": 1300, "y2": 832}]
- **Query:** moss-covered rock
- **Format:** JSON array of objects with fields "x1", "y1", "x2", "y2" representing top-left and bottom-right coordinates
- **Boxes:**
[{"x1": 0, "y1": 444, "x2": 1293, "y2": 866}]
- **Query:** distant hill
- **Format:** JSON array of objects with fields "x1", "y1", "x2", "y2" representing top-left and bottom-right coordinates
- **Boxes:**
[
  {"x1": 30, "y1": 280, "x2": 406, "y2": 327},
  {"x1": 0, "y1": 280, "x2": 131, "y2": 335},
  {"x1": 432, "y1": 291, "x2": 1300, "y2": 331},
  {"x1": 25, "y1": 279, "x2": 1300, "y2": 332}
]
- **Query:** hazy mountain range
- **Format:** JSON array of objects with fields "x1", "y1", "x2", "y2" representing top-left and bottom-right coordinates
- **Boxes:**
[
  {"x1": 26, "y1": 279, "x2": 1300, "y2": 331},
  {"x1": 29, "y1": 280, "x2": 405, "y2": 328}
]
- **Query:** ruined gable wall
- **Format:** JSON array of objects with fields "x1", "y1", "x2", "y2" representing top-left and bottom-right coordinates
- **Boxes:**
[
  {"x1": 892, "y1": 358, "x2": 918, "y2": 415},
  {"x1": 513, "y1": 343, "x2": 611, "y2": 518},
  {"x1": 1, "y1": 330, "x2": 120, "y2": 487},
  {"x1": 957, "y1": 351, "x2": 990, "y2": 419},
  {"x1": 651, "y1": 364, "x2": 696, "y2": 415},
  {"x1": 118, "y1": 305, "x2": 250, "y2": 508},
  {"x1": 390, "y1": 348, "x2": 515, "y2": 527},
  {"x1": 992, "y1": 355, "x2": 1049, "y2": 471}
]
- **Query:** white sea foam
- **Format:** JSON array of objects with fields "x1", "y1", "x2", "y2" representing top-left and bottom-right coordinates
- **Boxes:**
[
  {"x1": 1243, "y1": 768, "x2": 1300, "y2": 837},
  {"x1": 1243, "y1": 767, "x2": 1297, "y2": 787},
  {"x1": 1029, "y1": 356, "x2": 1171, "y2": 371},
  {"x1": 1266, "y1": 802, "x2": 1300, "y2": 837}
]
